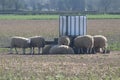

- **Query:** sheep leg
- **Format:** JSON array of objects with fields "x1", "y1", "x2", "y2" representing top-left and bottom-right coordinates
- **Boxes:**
[
  {"x1": 81, "y1": 48, "x2": 84, "y2": 54},
  {"x1": 38, "y1": 47, "x2": 43, "y2": 54},
  {"x1": 22, "y1": 48, "x2": 25, "y2": 55},
  {"x1": 102, "y1": 47, "x2": 106, "y2": 53},
  {"x1": 82, "y1": 48, "x2": 86, "y2": 54},
  {"x1": 38, "y1": 47, "x2": 40, "y2": 54},
  {"x1": 41, "y1": 48, "x2": 43, "y2": 54},
  {"x1": 15, "y1": 47, "x2": 18, "y2": 54},
  {"x1": 33, "y1": 47, "x2": 35, "y2": 54},
  {"x1": 74, "y1": 48, "x2": 78, "y2": 54},
  {"x1": 86, "y1": 48, "x2": 89, "y2": 54},
  {"x1": 77, "y1": 49, "x2": 81, "y2": 54},
  {"x1": 94, "y1": 47, "x2": 99, "y2": 53},
  {"x1": 88, "y1": 48, "x2": 91, "y2": 54},
  {"x1": 89, "y1": 48, "x2": 92, "y2": 54},
  {"x1": 30, "y1": 47, "x2": 32, "y2": 55},
  {"x1": 92, "y1": 47, "x2": 96, "y2": 54},
  {"x1": 93, "y1": 47, "x2": 95, "y2": 53},
  {"x1": 97, "y1": 48, "x2": 101, "y2": 53}
]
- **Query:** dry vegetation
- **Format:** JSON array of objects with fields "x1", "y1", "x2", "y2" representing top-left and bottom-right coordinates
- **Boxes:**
[
  {"x1": 0, "y1": 20, "x2": 58, "y2": 38},
  {"x1": 0, "y1": 52, "x2": 120, "y2": 79},
  {"x1": 0, "y1": 19, "x2": 120, "y2": 49},
  {"x1": 0, "y1": 20, "x2": 59, "y2": 47},
  {"x1": 0, "y1": 19, "x2": 120, "y2": 79}
]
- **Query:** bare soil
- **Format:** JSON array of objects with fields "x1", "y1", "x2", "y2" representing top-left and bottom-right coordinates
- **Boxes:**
[
  {"x1": 0, "y1": 19, "x2": 120, "y2": 36},
  {"x1": 0, "y1": 51, "x2": 120, "y2": 79},
  {"x1": 0, "y1": 19, "x2": 120, "y2": 79}
]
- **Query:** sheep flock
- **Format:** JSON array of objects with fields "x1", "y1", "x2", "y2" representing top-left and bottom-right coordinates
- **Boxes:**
[{"x1": 9, "y1": 35, "x2": 110, "y2": 55}]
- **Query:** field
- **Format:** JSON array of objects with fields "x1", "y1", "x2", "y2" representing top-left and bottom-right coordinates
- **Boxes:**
[
  {"x1": 0, "y1": 15, "x2": 59, "y2": 20},
  {"x1": 0, "y1": 14, "x2": 120, "y2": 20},
  {"x1": 0, "y1": 15, "x2": 120, "y2": 79},
  {"x1": 0, "y1": 19, "x2": 120, "y2": 50},
  {"x1": 0, "y1": 52, "x2": 120, "y2": 80}
]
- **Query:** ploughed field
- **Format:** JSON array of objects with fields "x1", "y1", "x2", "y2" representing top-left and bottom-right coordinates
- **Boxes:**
[
  {"x1": 0, "y1": 52, "x2": 120, "y2": 79},
  {"x1": 0, "y1": 19, "x2": 120, "y2": 50},
  {"x1": 0, "y1": 19, "x2": 120, "y2": 79}
]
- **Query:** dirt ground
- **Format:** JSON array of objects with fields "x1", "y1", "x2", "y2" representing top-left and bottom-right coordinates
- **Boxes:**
[
  {"x1": 87, "y1": 19, "x2": 120, "y2": 35},
  {"x1": 0, "y1": 51, "x2": 120, "y2": 79},
  {"x1": 0, "y1": 19, "x2": 120, "y2": 47},
  {"x1": 0, "y1": 19, "x2": 119, "y2": 36},
  {"x1": 0, "y1": 19, "x2": 120, "y2": 36},
  {"x1": 0, "y1": 19, "x2": 120, "y2": 79}
]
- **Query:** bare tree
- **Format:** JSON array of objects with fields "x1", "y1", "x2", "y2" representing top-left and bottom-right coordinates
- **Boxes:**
[
  {"x1": 0, "y1": 0, "x2": 6, "y2": 10},
  {"x1": 99, "y1": 0, "x2": 112, "y2": 13}
]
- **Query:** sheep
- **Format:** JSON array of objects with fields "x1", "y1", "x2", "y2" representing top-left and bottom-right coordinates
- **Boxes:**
[
  {"x1": 74, "y1": 35, "x2": 94, "y2": 54},
  {"x1": 29, "y1": 36, "x2": 45, "y2": 54},
  {"x1": 93, "y1": 35, "x2": 108, "y2": 53},
  {"x1": 58, "y1": 36, "x2": 70, "y2": 46},
  {"x1": 49, "y1": 45, "x2": 74, "y2": 54},
  {"x1": 42, "y1": 45, "x2": 54, "y2": 54},
  {"x1": 10, "y1": 36, "x2": 30, "y2": 54}
]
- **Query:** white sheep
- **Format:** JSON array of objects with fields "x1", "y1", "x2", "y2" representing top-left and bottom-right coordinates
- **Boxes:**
[
  {"x1": 93, "y1": 35, "x2": 108, "y2": 53},
  {"x1": 42, "y1": 45, "x2": 54, "y2": 54},
  {"x1": 10, "y1": 36, "x2": 30, "y2": 54},
  {"x1": 49, "y1": 45, "x2": 74, "y2": 54},
  {"x1": 29, "y1": 36, "x2": 45, "y2": 54},
  {"x1": 58, "y1": 36, "x2": 70, "y2": 46},
  {"x1": 74, "y1": 35, "x2": 94, "y2": 54}
]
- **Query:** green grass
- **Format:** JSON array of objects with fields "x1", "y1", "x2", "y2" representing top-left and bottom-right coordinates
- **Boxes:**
[
  {"x1": 0, "y1": 14, "x2": 59, "y2": 20},
  {"x1": 0, "y1": 14, "x2": 120, "y2": 20},
  {"x1": 108, "y1": 42, "x2": 120, "y2": 51},
  {"x1": 87, "y1": 14, "x2": 120, "y2": 19}
]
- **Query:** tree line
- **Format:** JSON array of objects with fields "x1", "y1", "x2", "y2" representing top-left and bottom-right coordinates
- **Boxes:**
[{"x1": 0, "y1": 0, "x2": 120, "y2": 14}]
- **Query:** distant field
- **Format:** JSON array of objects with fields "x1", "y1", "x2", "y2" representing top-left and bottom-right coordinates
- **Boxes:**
[
  {"x1": 0, "y1": 14, "x2": 120, "y2": 20},
  {"x1": 0, "y1": 15, "x2": 120, "y2": 80},
  {"x1": 0, "y1": 19, "x2": 120, "y2": 51}
]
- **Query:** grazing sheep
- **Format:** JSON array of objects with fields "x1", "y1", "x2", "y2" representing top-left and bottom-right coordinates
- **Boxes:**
[
  {"x1": 93, "y1": 35, "x2": 108, "y2": 53},
  {"x1": 42, "y1": 45, "x2": 54, "y2": 54},
  {"x1": 10, "y1": 36, "x2": 30, "y2": 54},
  {"x1": 58, "y1": 36, "x2": 70, "y2": 46},
  {"x1": 29, "y1": 36, "x2": 45, "y2": 54},
  {"x1": 74, "y1": 35, "x2": 94, "y2": 54},
  {"x1": 49, "y1": 45, "x2": 74, "y2": 54}
]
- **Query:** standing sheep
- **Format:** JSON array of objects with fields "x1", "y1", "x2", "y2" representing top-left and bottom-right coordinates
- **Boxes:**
[
  {"x1": 58, "y1": 36, "x2": 70, "y2": 46},
  {"x1": 29, "y1": 36, "x2": 45, "y2": 54},
  {"x1": 10, "y1": 36, "x2": 30, "y2": 54},
  {"x1": 93, "y1": 35, "x2": 108, "y2": 53},
  {"x1": 49, "y1": 45, "x2": 74, "y2": 54},
  {"x1": 74, "y1": 35, "x2": 94, "y2": 54}
]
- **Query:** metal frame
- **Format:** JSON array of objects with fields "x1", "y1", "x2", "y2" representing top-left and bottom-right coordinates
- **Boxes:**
[{"x1": 59, "y1": 15, "x2": 87, "y2": 37}]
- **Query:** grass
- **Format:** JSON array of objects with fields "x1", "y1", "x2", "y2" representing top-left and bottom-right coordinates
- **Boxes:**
[
  {"x1": 87, "y1": 14, "x2": 120, "y2": 19},
  {"x1": 0, "y1": 14, "x2": 120, "y2": 20},
  {"x1": 0, "y1": 53, "x2": 120, "y2": 80},
  {"x1": 0, "y1": 14, "x2": 59, "y2": 20},
  {"x1": 109, "y1": 42, "x2": 120, "y2": 51},
  {"x1": 0, "y1": 15, "x2": 120, "y2": 79},
  {"x1": 0, "y1": 19, "x2": 120, "y2": 50}
]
